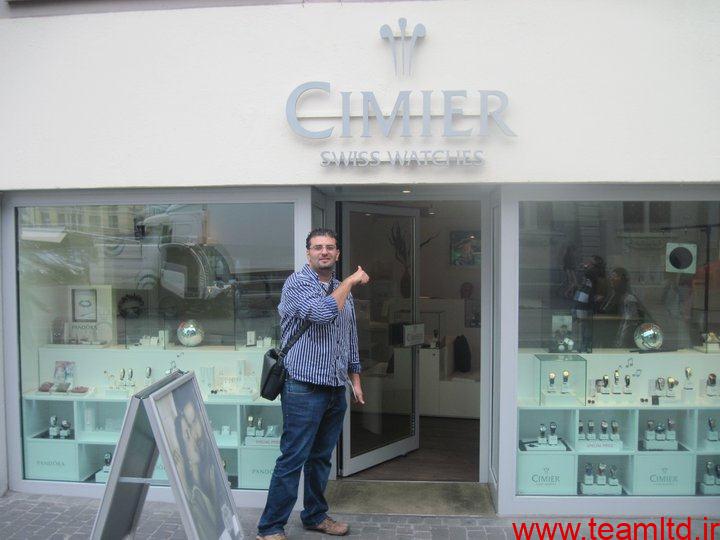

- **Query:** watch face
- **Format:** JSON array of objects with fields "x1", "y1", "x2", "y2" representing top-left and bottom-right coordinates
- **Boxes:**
[{"x1": 73, "y1": 288, "x2": 97, "y2": 322}]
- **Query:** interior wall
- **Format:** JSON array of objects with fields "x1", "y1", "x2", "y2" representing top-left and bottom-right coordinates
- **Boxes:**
[
  {"x1": 375, "y1": 200, "x2": 483, "y2": 374},
  {"x1": 418, "y1": 203, "x2": 482, "y2": 374}
]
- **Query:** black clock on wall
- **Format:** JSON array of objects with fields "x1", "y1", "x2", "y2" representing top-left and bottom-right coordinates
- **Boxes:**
[{"x1": 117, "y1": 293, "x2": 145, "y2": 319}]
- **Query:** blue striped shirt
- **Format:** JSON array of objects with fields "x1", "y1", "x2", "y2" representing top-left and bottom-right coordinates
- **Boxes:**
[{"x1": 278, "y1": 264, "x2": 361, "y2": 387}]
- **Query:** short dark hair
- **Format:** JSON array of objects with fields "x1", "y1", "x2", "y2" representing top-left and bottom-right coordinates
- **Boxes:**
[{"x1": 306, "y1": 228, "x2": 338, "y2": 250}]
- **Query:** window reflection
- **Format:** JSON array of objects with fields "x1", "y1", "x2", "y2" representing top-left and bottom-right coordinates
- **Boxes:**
[
  {"x1": 17, "y1": 202, "x2": 294, "y2": 486},
  {"x1": 519, "y1": 201, "x2": 720, "y2": 352}
]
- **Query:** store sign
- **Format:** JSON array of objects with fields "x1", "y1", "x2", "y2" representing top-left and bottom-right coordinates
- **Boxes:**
[
  {"x1": 530, "y1": 467, "x2": 562, "y2": 486},
  {"x1": 286, "y1": 18, "x2": 515, "y2": 167},
  {"x1": 649, "y1": 468, "x2": 679, "y2": 485}
]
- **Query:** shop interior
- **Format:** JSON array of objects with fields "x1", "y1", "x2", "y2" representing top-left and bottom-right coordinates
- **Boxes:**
[{"x1": 334, "y1": 199, "x2": 482, "y2": 483}]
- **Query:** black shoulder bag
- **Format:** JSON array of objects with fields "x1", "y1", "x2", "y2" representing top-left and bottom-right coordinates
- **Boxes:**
[{"x1": 260, "y1": 281, "x2": 334, "y2": 400}]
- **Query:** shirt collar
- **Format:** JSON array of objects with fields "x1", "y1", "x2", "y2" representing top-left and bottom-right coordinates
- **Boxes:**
[{"x1": 302, "y1": 263, "x2": 336, "y2": 284}]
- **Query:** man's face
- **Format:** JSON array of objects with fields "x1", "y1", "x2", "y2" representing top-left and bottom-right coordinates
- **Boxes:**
[
  {"x1": 180, "y1": 401, "x2": 203, "y2": 466},
  {"x1": 307, "y1": 235, "x2": 339, "y2": 272}
]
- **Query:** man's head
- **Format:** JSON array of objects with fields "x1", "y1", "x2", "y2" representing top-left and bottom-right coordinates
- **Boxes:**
[
  {"x1": 306, "y1": 228, "x2": 340, "y2": 273},
  {"x1": 609, "y1": 267, "x2": 630, "y2": 291}
]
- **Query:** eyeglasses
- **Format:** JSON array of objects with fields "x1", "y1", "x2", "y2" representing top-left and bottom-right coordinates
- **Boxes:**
[{"x1": 309, "y1": 244, "x2": 338, "y2": 252}]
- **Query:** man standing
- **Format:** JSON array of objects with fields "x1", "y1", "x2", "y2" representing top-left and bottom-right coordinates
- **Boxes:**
[{"x1": 257, "y1": 228, "x2": 369, "y2": 540}]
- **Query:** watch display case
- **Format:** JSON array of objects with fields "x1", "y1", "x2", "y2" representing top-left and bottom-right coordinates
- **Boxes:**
[
  {"x1": 517, "y1": 350, "x2": 720, "y2": 497},
  {"x1": 535, "y1": 354, "x2": 587, "y2": 406},
  {"x1": 17, "y1": 202, "x2": 295, "y2": 489}
]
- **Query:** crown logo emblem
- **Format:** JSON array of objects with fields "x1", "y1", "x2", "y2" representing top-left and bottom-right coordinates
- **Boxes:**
[{"x1": 380, "y1": 18, "x2": 426, "y2": 77}]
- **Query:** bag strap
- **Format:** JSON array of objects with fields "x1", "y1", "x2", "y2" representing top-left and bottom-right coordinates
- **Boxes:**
[{"x1": 278, "y1": 279, "x2": 335, "y2": 358}]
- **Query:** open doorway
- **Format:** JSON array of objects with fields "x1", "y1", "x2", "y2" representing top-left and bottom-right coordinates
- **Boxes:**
[{"x1": 337, "y1": 200, "x2": 482, "y2": 484}]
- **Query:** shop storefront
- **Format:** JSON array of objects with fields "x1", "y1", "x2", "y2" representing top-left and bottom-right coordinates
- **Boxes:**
[{"x1": 1, "y1": 0, "x2": 719, "y2": 518}]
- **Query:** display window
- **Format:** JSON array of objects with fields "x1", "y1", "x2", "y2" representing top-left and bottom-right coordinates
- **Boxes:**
[
  {"x1": 16, "y1": 202, "x2": 294, "y2": 489},
  {"x1": 516, "y1": 201, "x2": 720, "y2": 497}
]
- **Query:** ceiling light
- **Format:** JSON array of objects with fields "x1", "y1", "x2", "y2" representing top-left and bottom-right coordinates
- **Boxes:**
[{"x1": 402, "y1": 189, "x2": 411, "y2": 194}]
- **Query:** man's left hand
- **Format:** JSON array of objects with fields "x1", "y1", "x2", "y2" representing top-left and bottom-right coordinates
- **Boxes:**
[{"x1": 349, "y1": 373, "x2": 365, "y2": 405}]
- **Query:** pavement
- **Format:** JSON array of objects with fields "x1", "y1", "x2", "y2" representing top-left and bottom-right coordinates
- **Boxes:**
[
  {"x1": 0, "y1": 490, "x2": 516, "y2": 539},
  {"x1": 1, "y1": 490, "x2": 718, "y2": 540}
]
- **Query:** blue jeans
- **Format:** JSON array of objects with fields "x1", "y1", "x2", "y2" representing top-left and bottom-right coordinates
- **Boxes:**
[{"x1": 257, "y1": 379, "x2": 347, "y2": 536}]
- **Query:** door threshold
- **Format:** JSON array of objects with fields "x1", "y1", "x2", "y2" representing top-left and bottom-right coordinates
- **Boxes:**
[{"x1": 325, "y1": 480, "x2": 495, "y2": 516}]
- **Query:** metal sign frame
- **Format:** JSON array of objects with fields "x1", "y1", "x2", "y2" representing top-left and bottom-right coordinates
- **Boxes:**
[{"x1": 90, "y1": 371, "x2": 243, "y2": 540}]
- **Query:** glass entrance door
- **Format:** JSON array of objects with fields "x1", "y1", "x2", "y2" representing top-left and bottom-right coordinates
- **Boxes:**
[{"x1": 339, "y1": 203, "x2": 420, "y2": 476}]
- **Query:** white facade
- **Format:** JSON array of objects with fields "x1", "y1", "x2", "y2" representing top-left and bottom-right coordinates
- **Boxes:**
[
  {"x1": 0, "y1": 0, "x2": 719, "y2": 190},
  {"x1": 1, "y1": 0, "x2": 719, "y2": 519},
  {"x1": 0, "y1": 203, "x2": 7, "y2": 497}
]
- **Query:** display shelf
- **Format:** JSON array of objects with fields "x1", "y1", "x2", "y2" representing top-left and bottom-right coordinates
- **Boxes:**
[
  {"x1": 23, "y1": 380, "x2": 284, "y2": 490},
  {"x1": 577, "y1": 450, "x2": 635, "y2": 456},
  {"x1": 75, "y1": 432, "x2": 121, "y2": 445},
  {"x1": 517, "y1": 405, "x2": 720, "y2": 496},
  {"x1": 26, "y1": 434, "x2": 75, "y2": 443},
  {"x1": 214, "y1": 436, "x2": 240, "y2": 449}
]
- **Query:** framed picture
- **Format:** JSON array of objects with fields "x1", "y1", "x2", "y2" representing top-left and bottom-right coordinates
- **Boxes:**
[
  {"x1": 149, "y1": 375, "x2": 241, "y2": 540},
  {"x1": 450, "y1": 231, "x2": 481, "y2": 266},
  {"x1": 72, "y1": 288, "x2": 97, "y2": 322}
]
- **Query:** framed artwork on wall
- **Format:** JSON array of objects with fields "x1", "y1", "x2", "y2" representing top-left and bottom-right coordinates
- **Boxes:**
[{"x1": 450, "y1": 231, "x2": 481, "y2": 266}]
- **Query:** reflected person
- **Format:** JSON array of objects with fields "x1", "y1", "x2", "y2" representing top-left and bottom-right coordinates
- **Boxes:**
[
  {"x1": 571, "y1": 255, "x2": 606, "y2": 353},
  {"x1": 601, "y1": 267, "x2": 643, "y2": 348}
]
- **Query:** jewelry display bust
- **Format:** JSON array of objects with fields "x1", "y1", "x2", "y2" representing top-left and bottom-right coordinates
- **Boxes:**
[
  {"x1": 59, "y1": 419, "x2": 72, "y2": 439},
  {"x1": 48, "y1": 415, "x2": 60, "y2": 438}
]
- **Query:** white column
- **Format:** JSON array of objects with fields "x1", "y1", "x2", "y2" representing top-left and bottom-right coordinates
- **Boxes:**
[
  {"x1": 0, "y1": 195, "x2": 7, "y2": 496},
  {"x1": 494, "y1": 187, "x2": 520, "y2": 516}
]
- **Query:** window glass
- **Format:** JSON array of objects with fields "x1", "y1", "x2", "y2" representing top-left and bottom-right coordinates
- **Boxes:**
[
  {"x1": 17, "y1": 202, "x2": 293, "y2": 489},
  {"x1": 516, "y1": 201, "x2": 720, "y2": 498}
]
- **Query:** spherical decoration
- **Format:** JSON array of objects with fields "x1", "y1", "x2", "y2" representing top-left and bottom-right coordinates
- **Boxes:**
[
  {"x1": 634, "y1": 323, "x2": 663, "y2": 351},
  {"x1": 177, "y1": 320, "x2": 204, "y2": 347}
]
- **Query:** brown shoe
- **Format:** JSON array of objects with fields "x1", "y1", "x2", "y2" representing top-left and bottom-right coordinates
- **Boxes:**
[
  {"x1": 256, "y1": 533, "x2": 287, "y2": 540},
  {"x1": 304, "y1": 517, "x2": 349, "y2": 536}
]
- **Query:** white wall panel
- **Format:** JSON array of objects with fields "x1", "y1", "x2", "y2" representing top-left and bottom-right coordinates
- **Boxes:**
[
  {"x1": 0, "y1": 0, "x2": 718, "y2": 190},
  {"x1": 0, "y1": 198, "x2": 7, "y2": 496}
]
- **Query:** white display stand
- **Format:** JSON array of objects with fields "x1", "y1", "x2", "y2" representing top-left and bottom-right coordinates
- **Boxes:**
[
  {"x1": 699, "y1": 482, "x2": 720, "y2": 495},
  {"x1": 580, "y1": 482, "x2": 623, "y2": 495}
]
